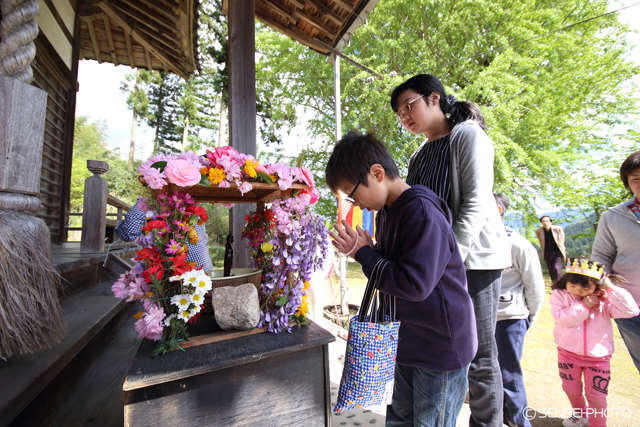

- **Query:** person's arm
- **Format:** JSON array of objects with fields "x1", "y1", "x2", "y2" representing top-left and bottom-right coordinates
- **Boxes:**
[
  {"x1": 591, "y1": 213, "x2": 616, "y2": 274},
  {"x1": 550, "y1": 290, "x2": 590, "y2": 327},
  {"x1": 513, "y1": 239, "x2": 545, "y2": 325},
  {"x1": 450, "y1": 124, "x2": 498, "y2": 261},
  {"x1": 355, "y1": 215, "x2": 455, "y2": 302},
  {"x1": 557, "y1": 226, "x2": 565, "y2": 246},
  {"x1": 600, "y1": 279, "x2": 640, "y2": 319}
]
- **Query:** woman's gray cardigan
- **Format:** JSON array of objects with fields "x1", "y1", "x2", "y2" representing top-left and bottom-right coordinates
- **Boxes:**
[{"x1": 410, "y1": 120, "x2": 511, "y2": 270}]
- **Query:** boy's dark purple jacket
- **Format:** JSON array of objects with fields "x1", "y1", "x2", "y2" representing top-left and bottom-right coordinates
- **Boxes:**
[{"x1": 354, "y1": 185, "x2": 477, "y2": 371}]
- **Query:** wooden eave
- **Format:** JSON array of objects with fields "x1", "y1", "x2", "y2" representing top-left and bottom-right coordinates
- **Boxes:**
[
  {"x1": 77, "y1": 0, "x2": 199, "y2": 79},
  {"x1": 224, "y1": 0, "x2": 379, "y2": 55}
]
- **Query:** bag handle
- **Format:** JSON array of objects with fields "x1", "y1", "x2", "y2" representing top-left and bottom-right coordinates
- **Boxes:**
[{"x1": 358, "y1": 259, "x2": 393, "y2": 322}]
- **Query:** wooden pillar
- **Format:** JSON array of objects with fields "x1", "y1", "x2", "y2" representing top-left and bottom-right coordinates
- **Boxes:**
[
  {"x1": 80, "y1": 160, "x2": 109, "y2": 253},
  {"x1": 228, "y1": 0, "x2": 256, "y2": 269}
]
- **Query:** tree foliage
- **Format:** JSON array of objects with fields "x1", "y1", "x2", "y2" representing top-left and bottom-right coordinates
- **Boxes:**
[{"x1": 254, "y1": 0, "x2": 640, "y2": 230}]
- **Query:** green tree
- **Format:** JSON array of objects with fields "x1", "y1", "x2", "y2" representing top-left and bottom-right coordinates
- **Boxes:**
[{"x1": 255, "y1": 0, "x2": 640, "y2": 228}]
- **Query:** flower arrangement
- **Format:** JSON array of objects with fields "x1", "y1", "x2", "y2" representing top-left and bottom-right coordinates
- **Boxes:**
[
  {"x1": 242, "y1": 196, "x2": 330, "y2": 333},
  {"x1": 111, "y1": 191, "x2": 212, "y2": 356},
  {"x1": 138, "y1": 146, "x2": 320, "y2": 203},
  {"x1": 114, "y1": 145, "x2": 329, "y2": 353}
]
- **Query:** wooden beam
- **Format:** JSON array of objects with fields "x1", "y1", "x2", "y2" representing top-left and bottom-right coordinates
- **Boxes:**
[
  {"x1": 102, "y1": 14, "x2": 118, "y2": 65},
  {"x1": 124, "y1": 31, "x2": 134, "y2": 67},
  {"x1": 288, "y1": 0, "x2": 305, "y2": 8},
  {"x1": 85, "y1": 19, "x2": 102, "y2": 63},
  {"x1": 331, "y1": 0, "x2": 354, "y2": 11},
  {"x1": 98, "y1": 1, "x2": 189, "y2": 78},
  {"x1": 144, "y1": 47, "x2": 152, "y2": 72},
  {"x1": 43, "y1": 0, "x2": 73, "y2": 43},
  {"x1": 111, "y1": 0, "x2": 180, "y2": 36},
  {"x1": 292, "y1": 9, "x2": 335, "y2": 37},
  {"x1": 134, "y1": 21, "x2": 183, "y2": 58},
  {"x1": 256, "y1": 13, "x2": 325, "y2": 54},
  {"x1": 257, "y1": 0, "x2": 292, "y2": 24},
  {"x1": 304, "y1": 0, "x2": 343, "y2": 26}
]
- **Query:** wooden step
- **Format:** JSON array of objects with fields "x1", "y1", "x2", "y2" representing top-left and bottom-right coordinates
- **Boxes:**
[
  {"x1": 9, "y1": 313, "x2": 142, "y2": 427},
  {"x1": 0, "y1": 265, "x2": 133, "y2": 427}
]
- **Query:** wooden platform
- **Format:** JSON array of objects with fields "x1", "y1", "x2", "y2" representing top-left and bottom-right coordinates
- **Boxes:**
[{"x1": 124, "y1": 321, "x2": 335, "y2": 427}]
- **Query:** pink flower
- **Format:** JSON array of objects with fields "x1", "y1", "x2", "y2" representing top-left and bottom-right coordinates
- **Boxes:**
[
  {"x1": 255, "y1": 163, "x2": 268, "y2": 174},
  {"x1": 164, "y1": 159, "x2": 202, "y2": 187},
  {"x1": 134, "y1": 304, "x2": 166, "y2": 340},
  {"x1": 299, "y1": 167, "x2": 315, "y2": 188},
  {"x1": 139, "y1": 153, "x2": 174, "y2": 176},
  {"x1": 277, "y1": 167, "x2": 295, "y2": 190},
  {"x1": 145, "y1": 168, "x2": 168, "y2": 190},
  {"x1": 177, "y1": 151, "x2": 206, "y2": 168},
  {"x1": 206, "y1": 146, "x2": 240, "y2": 167},
  {"x1": 218, "y1": 155, "x2": 242, "y2": 180},
  {"x1": 166, "y1": 239, "x2": 181, "y2": 254},
  {"x1": 136, "y1": 196, "x2": 150, "y2": 212},
  {"x1": 218, "y1": 179, "x2": 230, "y2": 188},
  {"x1": 307, "y1": 188, "x2": 319, "y2": 204},
  {"x1": 265, "y1": 162, "x2": 285, "y2": 176},
  {"x1": 112, "y1": 279, "x2": 129, "y2": 299},
  {"x1": 128, "y1": 276, "x2": 150, "y2": 300},
  {"x1": 238, "y1": 180, "x2": 253, "y2": 195},
  {"x1": 219, "y1": 202, "x2": 235, "y2": 208}
]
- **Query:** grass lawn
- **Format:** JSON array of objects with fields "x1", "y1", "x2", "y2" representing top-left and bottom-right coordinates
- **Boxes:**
[{"x1": 324, "y1": 260, "x2": 640, "y2": 426}]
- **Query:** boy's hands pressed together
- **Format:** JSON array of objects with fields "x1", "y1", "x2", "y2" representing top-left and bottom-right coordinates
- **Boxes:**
[{"x1": 328, "y1": 220, "x2": 374, "y2": 257}]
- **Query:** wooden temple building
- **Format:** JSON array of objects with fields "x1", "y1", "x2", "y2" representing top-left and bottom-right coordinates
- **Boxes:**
[{"x1": 0, "y1": 0, "x2": 378, "y2": 425}]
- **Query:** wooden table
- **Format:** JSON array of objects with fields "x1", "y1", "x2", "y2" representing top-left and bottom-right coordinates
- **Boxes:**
[{"x1": 123, "y1": 320, "x2": 335, "y2": 426}]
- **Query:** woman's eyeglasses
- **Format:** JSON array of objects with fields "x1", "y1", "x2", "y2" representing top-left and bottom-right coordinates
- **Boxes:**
[
  {"x1": 344, "y1": 180, "x2": 361, "y2": 205},
  {"x1": 394, "y1": 94, "x2": 425, "y2": 122}
]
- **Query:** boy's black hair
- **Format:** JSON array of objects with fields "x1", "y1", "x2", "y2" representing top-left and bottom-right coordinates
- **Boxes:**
[
  {"x1": 620, "y1": 150, "x2": 640, "y2": 190},
  {"x1": 325, "y1": 130, "x2": 400, "y2": 194},
  {"x1": 539, "y1": 215, "x2": 552, "y2": 223},
  {"x1": 552, "y1": 258, "x2": 627, "y2": 290},
  {"x1": 390, "y1": 74, "x2": 486, "y2": 131},
  {"x1": 493, "y1": 193, "x2": 510, "y2": 221}
]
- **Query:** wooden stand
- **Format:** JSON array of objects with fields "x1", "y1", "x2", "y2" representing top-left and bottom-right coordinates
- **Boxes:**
[{"x1": 123, "y1": 320, "x2": 335, "y2": 427}]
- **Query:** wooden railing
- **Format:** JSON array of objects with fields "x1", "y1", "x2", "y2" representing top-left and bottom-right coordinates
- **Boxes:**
[{"x1": 79, "y1": 160, "x2": 132, "y2": 253}]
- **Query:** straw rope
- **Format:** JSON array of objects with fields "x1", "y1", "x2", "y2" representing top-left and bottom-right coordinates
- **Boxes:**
[{"x1": 0, "y1": 0, "x2": 39, "y2": 84}]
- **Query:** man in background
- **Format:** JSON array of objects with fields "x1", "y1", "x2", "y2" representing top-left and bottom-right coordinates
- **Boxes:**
[
  {"x1": 494, "y1": 193, "x2": 545, "y2": 427},
  {"x1": 535, "y1": 215, "x2": 566, "y2": 283}
]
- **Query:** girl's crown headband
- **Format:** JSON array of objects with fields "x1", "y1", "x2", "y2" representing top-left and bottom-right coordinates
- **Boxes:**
[{"x1": 565, "y1": 258, "x2": 604, "y2": 280}]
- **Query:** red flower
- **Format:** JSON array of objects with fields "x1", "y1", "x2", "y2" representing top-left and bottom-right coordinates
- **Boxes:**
[
  {"x1": 186, "y1": 205, "x2": 208, "y2": 222},
  {"x1": 141, "y1": 263, "x2": 166, "y2": 283},
  {"x1": 142, "y1": 220, "x2": 167, "y2": 232},
  {"x1": 135, "y1": 246, "x2": 161, "y2": 263},
  {"x1": 169, "y1": 253, "x2": 192, "y2": 276}
]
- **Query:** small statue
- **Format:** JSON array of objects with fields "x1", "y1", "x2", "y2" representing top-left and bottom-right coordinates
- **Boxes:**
[{"x1": 223, "y1": 234, "x2": 234, "y2": 277}]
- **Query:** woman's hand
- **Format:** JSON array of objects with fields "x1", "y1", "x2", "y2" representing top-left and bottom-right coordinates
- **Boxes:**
[{"x1": 328, "y1": 220, "x2": 373, "y2": 258}]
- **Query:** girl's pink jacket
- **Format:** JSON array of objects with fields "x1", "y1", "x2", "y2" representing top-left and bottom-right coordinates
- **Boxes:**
[{"x1": 551, "y1": 287, "x2": 639, "y2": 358}]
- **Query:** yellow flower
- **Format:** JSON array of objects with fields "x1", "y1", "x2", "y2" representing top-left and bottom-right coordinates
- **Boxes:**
[
  {"x1": 200, "y1": 166, "x2": 209, "y2": 175},
  {"x1": 269, "y1": 174, "x2": 277, "y2": 182},
  {"x1": 303, "y1": 280, "x2": 310, "y2": 290},
  {"x1": 188, "y1": 227, "x2": 199, "y2": 244},
  {"x1": 208, "y1": 167, "x2": 226, "y2": 185},
  {"x1": 134, "y1": 311, "x2": 144, "y2": 320},
  {"x1": 243, "y1": 159, "x2": 259, "y2": 178},
  {"x1": 296, "y1": 297, "x2": 310, "y2": 317},
  {"x1": 260, "y1": 242, "x2": 274, "y2": 253}
]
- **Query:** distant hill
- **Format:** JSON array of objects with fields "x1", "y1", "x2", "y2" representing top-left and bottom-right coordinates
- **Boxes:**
[{"x1": 563, "y1": 213, "x2": 597, "y2": 258}]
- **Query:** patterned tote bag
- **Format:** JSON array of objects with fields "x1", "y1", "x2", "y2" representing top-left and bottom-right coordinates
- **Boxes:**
[{"x1": 334, "y1": 259, "x2": 400, "y2": 413}]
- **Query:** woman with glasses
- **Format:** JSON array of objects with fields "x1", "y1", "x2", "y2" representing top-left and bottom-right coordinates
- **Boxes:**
[{"x1": 391, "y1": 74, "x2": 511, "y2": 427}]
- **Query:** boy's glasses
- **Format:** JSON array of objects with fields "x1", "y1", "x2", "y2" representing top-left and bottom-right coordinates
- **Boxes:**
[
  {"x1": 394, "y1": 94, "x2": 425, "y2": 122},
  {"x1": 344, "y1": 180, "x2": 361, "y2": 205}
]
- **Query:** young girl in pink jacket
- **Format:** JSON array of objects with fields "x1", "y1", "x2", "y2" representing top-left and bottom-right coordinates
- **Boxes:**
[{"x1": 551, "y1": 258, "x2": 639, "y2": 427}]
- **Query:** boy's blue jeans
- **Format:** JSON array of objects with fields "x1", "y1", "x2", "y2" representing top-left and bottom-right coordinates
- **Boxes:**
[
  {"x1": 385, "y1": 363, "x2": 469, "y2": 427},
  {"x1": 496, "y1": 318, "x2": 531, "y2": 427}
]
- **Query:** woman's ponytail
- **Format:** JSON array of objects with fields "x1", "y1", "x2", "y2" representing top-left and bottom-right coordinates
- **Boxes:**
[{"x1": 444, "y1": 98, "x2": 487, "y2": 131}]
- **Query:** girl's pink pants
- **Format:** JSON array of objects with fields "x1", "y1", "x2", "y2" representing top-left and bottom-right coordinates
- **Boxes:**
[{"x1": 557, "y1": 347, "x2": 610, "y2": 427}]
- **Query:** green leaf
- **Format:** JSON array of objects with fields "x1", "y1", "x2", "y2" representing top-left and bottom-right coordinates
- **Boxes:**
[
  {"x1": 151, "y1": 161, "x2": 167, "y2": 171},
  {"x1": 198, "y1": 173, "x2": 211, "y2": 186},
  {"x1": 275, "y1": 295, "x2": 288, "y2": 306},
  {"x1": 256, "y1": 171, "x2": 273, "y2": 184}
]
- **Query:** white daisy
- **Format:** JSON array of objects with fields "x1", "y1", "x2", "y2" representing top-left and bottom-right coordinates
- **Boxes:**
[
  {"x1": 193, "y1": 273, "x2": 212, "y2": 293},
  {"x1": 190, "y1": 292, "x2": 204, "y2": 306},
  {"x1": 180, "y1": 270, "x2": 200, "y2": 287},
  {"x1": 169, "y1": 274, "x2": 183, "y2": 282},
  {"x1": 170, "y1": 294, "x2": 191, "y2": 312},
  {"x1": 163, "y1": 314, "x2": 177, "y2": 327},
  {"x1": 179, "y1": 309, "x2": 192, "y2": 321}
]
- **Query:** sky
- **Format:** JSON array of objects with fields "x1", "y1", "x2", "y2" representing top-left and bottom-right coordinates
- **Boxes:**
[{"x1": 75, "y1": 2, "x2": 640, "y2": 165}]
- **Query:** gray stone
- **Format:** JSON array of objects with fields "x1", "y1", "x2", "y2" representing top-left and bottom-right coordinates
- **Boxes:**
[{"x1": 212, "y1": 283, "x2": 261, "y2": 330}]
